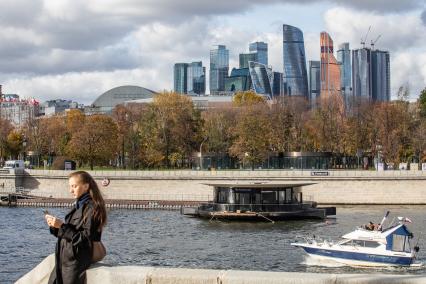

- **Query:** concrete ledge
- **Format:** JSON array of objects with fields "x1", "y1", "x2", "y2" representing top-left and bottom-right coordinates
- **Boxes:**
[{"x1": 16, "y1": 255, "x2": 426, "y2": 284}]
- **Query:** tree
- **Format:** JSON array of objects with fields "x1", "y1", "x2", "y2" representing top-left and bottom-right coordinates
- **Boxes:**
[
  {"x1": 67, "y1": 115, "x2": 118, "y2": 170},
  {"x1": 419, "y1": 87, "x2": 426, "y2": 118},
  {"x1": 0, "y1": 118, "x2": 13, "y2": 163},
  {"x1": 6, "y1": 130, "x2": 23, "y2": 159},
  {"x1": 201, "y1": 107, "x2": 237, "y2": 168},
  {"x1": 230, "y1": 103, "x2": 272, "y2": 169},
  {"x1": 233, "y1": 91, "x2": 265, "y2": 106},
  {"x1": 140, "y1": 92, "x2": 201, "y2": 168}
]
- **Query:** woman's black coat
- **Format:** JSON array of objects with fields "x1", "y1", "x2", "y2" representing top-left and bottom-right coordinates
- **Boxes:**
[{"x1": 48, "y1": 200, "x2": 99, "y2": 284}]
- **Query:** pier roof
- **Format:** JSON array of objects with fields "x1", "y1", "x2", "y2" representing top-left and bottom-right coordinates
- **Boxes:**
[{"x1": 203, "y1": 182, "x2": 315, "y2": 189}]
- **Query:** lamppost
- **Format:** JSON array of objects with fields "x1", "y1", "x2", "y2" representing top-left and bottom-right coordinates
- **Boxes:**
[
  {"x1": 199, "y1": 137, "x2": 208, "y2": 170},
  {"x1": 22, "y1": 138, "x2": 27, "y2": 162}
]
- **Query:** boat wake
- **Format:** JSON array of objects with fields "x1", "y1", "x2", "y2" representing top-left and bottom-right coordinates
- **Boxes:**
[{"x1": 301, "y1": 255, "x2": 346, "y2": 267}]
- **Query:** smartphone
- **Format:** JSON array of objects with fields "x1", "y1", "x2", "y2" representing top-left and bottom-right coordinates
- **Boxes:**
[{"x1": 42, "y1": 209, "x2": 50, "y2": 215}]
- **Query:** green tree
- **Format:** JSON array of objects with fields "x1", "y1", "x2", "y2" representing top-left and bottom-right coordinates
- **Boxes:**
[
  {"x1": 6, "y1": 130, "x2": 23, "y2": 159},
  {"x1": 419, "y1": 88, "x2": 426, "y2": 118},
  {"x1": 0, "y1": 118, "x2": 13, "y2": 163}
]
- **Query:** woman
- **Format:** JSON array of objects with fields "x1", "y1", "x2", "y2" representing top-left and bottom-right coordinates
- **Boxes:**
[{"x1": 45, "y1": 171, "x2": 107, "y2": 284}]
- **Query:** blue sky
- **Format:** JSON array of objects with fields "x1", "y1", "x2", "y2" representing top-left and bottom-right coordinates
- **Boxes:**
[{"x1": 0, "y1": 0, "x2": 424, "y2": 104}]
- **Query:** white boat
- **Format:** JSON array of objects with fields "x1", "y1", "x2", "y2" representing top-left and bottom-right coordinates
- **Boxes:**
[{"x1": 291, "y1": 212, "x2": 421, "y2": 267}]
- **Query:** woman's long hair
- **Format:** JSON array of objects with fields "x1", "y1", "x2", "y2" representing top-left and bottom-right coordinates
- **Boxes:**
[{"x1": 69, "y1": 171, "x2": 107, "y2": 229}]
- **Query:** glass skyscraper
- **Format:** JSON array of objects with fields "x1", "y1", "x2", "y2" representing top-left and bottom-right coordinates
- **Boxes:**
[
  {"x1": 248, "y1": 61, "x2": 273, "y2": 96},
  {"x1": 249, "y1": 41, "x2": 268, "y2": 66},
  {"x1": 320, "y1": 32, "x2": 341, "y2": 99},
  {"x1": 352, "y1": 48, "x2": 390, "y2": 102},
  {"x1": 273, "y1": 72, "x2": 283, "y2": 97},
  {"x1": 337, "y1": 43, "x2": 351, "y2": 90},
  {"x1": 309, "y1": 60, "x2": 321, "y2": 107},
  {"x1": 282, "y1": 25, "x2": 309, "y2": 98},
  {"x1": 174, "y1": 63, "x2": 188, "y2": 94},
  {"x1": 337, "y1": 43, "x2": 352, "y2": 108},
  {"x1": 187, "y1": 62, "x2": 206, "y2": 95},
  {"x1": 371, "y1": 50, "x2": 390, "y2": 102},
  {"x1": 210, "y1": 45, "x2": 229, "y2": 95},
  {"x1": 239, "y1": 53, "x2": 257, "y2": 68}
]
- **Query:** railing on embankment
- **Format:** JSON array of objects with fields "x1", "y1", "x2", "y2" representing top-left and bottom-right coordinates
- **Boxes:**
[{"x1": 23, "y1": 169, "x2": 426, "y2": 178}]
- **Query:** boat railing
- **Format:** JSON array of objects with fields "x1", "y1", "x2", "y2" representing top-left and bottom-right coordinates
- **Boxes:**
[{"x1": 199, "y1": 202, "x2": 313, "y2": 212}]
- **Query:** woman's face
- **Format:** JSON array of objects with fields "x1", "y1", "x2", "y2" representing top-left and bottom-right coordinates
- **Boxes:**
[{"x1": 69, "y1": 176, "x2": 89, "y2": 199}]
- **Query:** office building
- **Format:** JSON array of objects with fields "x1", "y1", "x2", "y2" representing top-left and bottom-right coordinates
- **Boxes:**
[
  {"x1": 174, "y1": 63, "x2": 188, "y2": 94},
  {"x1": 224, "y1": 68, "x2": 251, "y2": 94},
  {"x1": 239, "y1": 53, "x2": 257, "y2": 69},
  {"x1": 187, "y1": 62, "x2": 206, "y2": 95},
  {"x1": 320, "y1": 32, "x2": 341, "y2": 99},
  {"x1": 210, "y1": 45, "x2": 229, "y2": 95},
  {"x1": 273, "y1": 72, "x2": 283, "y2": 97},
  {"x1": 249, "y1": 41, "x2": 268, "y2": 66},
  {"x1": 282, "y1": 25, "x2": 309, "y2": 98},
  {"x1": 248, "y1": 61, "x2": 273, "y2": 96},
  {"x1": 0, "y1": 94, "x2": 39, "y2": 127},
  {"x1": 337, "y1": 43, "x2": 352, "y2": 108},
  {"x1": 309, "y1": 60, "x2": 321, "y2": 107},
  {"x1": 352, "y1": 48, "x2": 390, "y2": 102}
]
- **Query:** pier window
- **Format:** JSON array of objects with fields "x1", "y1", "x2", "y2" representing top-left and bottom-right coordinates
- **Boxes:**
[{"x1": 217, "y1": 188, "x2": 229, "y2": 203}]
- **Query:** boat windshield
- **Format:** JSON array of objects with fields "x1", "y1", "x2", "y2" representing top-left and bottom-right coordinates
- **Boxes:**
[{"x1": 340, "y1": 239, "x2": 381, "y2": 248}]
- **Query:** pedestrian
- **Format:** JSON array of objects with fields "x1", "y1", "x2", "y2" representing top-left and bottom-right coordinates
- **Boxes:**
[{"x1": 45, "y1": 171, "x2": 107, "y2": 284}]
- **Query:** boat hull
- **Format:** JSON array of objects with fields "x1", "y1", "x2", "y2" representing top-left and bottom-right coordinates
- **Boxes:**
[{"x1": 295, "y1": 245, "x2": 414, "y2": 267}]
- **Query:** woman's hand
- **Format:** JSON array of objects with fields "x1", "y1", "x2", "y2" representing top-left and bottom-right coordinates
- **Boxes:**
[{"x1": 45, "y1": 214, "x2": 64, "y2": 228}]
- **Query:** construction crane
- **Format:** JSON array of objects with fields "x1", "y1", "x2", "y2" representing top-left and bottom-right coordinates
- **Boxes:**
[
  {"x1": 370, "y1": 35, "x2": 382, "y2": 50},
  {"x1": 360, "y1": 26, "x2": 371, "y2": 48}
]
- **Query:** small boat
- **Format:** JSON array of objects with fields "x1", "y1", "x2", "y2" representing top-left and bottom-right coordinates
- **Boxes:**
[{"x1": 291, "y1": 211, "x2": 421, "y2": 267}]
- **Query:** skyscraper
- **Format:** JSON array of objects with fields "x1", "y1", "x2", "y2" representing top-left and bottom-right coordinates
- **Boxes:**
[
  {"x1": 249, "y1": 41, "x2": 268, "y2": 66},
  {"x1": 174, "y1": 63, "x2": 188, "y2": 94},
  {"x1": 239, "y1": 53, "x2": 257, "y2": 69},
  {"x1": 320, "y1": 32, "x2": 341, "y2": 99},
  {"x1": 273, "y1": 72, "x2": 283, "y2": 97},
  {"x1": 282, "y1": 25, "x2": 309, "y2": 98},
  {"x1": 248, "y1": 61, "x2": 273, "y2": 96},
  {"x1": 371, "y1": 50, "x2": 390, "y2": 102},
  {"x1": 309, "y1": 60, "x2": 321, "y2": 107},
  {"x1": 210, "y1": 45, "x2": 229, "y2": 95},
  {"x1": 337, "y1": 43, "x2": 352, "y2": 108},
  {"x1": 352, "y1": 48, "x2": 390, "y2": 102},
  {"x1": 187, "y1": 62, "x2": 206, "y2": 95}
]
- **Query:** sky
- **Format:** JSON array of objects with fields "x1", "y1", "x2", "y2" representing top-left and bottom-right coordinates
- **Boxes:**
[{"x1": 0, "y1": 0, "x2": 425, "y2": 104}]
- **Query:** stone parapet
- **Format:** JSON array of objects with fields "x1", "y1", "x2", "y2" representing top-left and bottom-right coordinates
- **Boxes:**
[{"x1": 16, "y1": 254, "x2": 426, "y2": 284}]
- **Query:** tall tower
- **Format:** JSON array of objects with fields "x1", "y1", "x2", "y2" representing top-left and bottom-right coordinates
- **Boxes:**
[
  {"x1": 337, "y1": 43, "x2": 352, "y2": 108},
  {"x1": 309, "y1": 60, "x2": 321, "y2": 107},
  {"x1": 282, "y1": 25, "x2": 309, "y2": 98},
  {"x1": 371, "y1": 50, "x2": 390, "y2": 102},
  {"x1": 174, "y1": 63, "x2": 188, "y2": 94},
  {"x1": 187, "y1": 62, "x2": 206, "y2": 95},
  {"x1": 320, "y1": 32, "x2": 341, "y2": 100},
  {"x1": 352, "y1": 48, "x2": 372, "y2": 101},
  {"x1": 210, "y1": 45, "x2": 229, "y2": 95},
  {"x1": 249, "y1": 41, "x2": 268, "y2": 66}
]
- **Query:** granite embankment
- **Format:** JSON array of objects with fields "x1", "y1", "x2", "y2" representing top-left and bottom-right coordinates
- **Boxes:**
[
  {"x1": 1, "y1": 169, "x2": 426, "y2": 204},
  {"x1": 16, "y1": 254, "x2": 426, "y2": 284}
]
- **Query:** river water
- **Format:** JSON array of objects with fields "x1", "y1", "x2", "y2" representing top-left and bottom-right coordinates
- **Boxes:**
[{"x1": 1, "y1": 206, "x2": 426, "y2": 283}]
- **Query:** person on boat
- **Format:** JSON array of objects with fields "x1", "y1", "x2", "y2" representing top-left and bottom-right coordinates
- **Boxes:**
[
  {"x1": 44, "y1": 171, "x2": 107, "y2": 284},
  {"x1": 364, "y1": 221, "x2": 375, "y2": 230}
]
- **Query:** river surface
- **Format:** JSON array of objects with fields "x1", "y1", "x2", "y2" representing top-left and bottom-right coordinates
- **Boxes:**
[{"x1": 1, "y1": 206, "x2": 426, "y2": 283}]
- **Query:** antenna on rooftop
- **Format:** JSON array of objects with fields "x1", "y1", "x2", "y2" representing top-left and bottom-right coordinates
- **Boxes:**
[{"x1": 360, "y1": 26, "x2": 371, "y2": 48}]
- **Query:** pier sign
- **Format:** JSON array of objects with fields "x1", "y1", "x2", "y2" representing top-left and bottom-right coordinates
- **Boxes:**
[{"x1": 310, "y1": 171, "x2": 329, "y2": 176}]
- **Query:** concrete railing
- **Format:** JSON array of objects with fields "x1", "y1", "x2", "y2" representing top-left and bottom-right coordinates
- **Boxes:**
[
  {"x1": 16, "y1": 254, "x2": 426, "y2": 284},
  {"x1": 25, "y1": 169, "x2": 426, "y2": 179}
]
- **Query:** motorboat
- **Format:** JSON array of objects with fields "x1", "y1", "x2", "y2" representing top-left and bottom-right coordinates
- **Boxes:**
[{"x1": 291, "y1": 211, "x2": 421, "y2": 267}]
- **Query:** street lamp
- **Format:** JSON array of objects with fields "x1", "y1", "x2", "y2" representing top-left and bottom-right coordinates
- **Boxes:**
[
  {"x1": 22, "y1": 138, "x2": 27, "y2": 162},
  {"x1": 199, "y1": 137, "x2": 208, "y2": 170}
]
